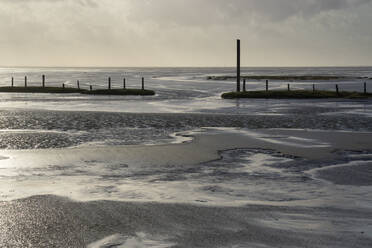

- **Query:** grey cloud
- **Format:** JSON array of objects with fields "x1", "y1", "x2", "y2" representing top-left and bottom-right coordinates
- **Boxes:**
[
  {"x1": 0, "y1": 0, "x2": 97, "y2": 7},
  {"x1": 127, "y1": 0, "x2": 372, "y2": 25},
  {"x1": 0, "y1": 0, "x2": 371, "y2": 66},
  {"x1": 75, "y1": 0, "x2": 97, "y2": 7},
  {"x1": 3, "y1": 0, "x2": 371, "y2": 22}
]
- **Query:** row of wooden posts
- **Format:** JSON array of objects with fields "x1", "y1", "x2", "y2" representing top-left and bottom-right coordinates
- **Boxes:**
[
  {"x1": 10, "y1": 75, "x2": 147, "y2": 91},
  {"x1": 238, "y1": 79, "x2": 369, "y2": 94}
]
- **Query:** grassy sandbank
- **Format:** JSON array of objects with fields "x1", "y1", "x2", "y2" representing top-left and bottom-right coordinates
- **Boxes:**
[
  {"x1": 0, "y1": 87, "x2": 155, "y2": 96},
  {"x1": 82, "y1": 89, "x2": 155, "y2": 96},
  {"x1": 222, "y1": 90, "x2": 372, "y2": 99},
  {"x1": 0, "y1": 86, "x2": 86, "y2": 94}
]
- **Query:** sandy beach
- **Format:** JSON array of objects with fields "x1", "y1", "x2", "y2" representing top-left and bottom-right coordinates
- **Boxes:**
[{"x1": 0, "y1": 128, "x2": 372, "y2": 247}]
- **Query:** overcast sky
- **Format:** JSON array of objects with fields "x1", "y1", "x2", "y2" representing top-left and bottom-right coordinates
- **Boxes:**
[{"x1": 1, "y1": 0, "x2": 371, "y2": 67}]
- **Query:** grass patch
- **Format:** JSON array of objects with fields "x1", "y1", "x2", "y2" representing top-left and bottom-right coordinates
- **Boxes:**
[
  {"x1": 0, "y1": 87, "x2": 156, "y2": 96},
  {"x1": 222, "y1": 90, "x2": 372, "y2": 99},
  {"x1": 0, "y1": 86, "x2": 86, "y2": 94},
  {"x1": 208, "y1": 75, "x2": 360, "y2": 81},
  {"x1": 82, "y1": 89, "x2": 155, "y2": 96}
]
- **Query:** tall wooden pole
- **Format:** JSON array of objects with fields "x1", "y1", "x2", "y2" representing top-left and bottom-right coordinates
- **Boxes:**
[
  {"x1": 108, "y1": 77, "x2": 111, "y2": 90},
  {"x1": 42, "y1": 75, "x2": 45, "y2": 88},
  {"x1": 364, "y1": 82, "x2": 367, "y2": 94},
  {"x1": 24, "y1": 76, "x2": 27, "y2": 88},
  {"x1": 123, "y1": 78, "x2": 126, "y2": 89},
  {"x1": 237, "y1": 39, "x2": 241, "y2": 92},
  {"x1": 11, "y1": 77, "x2": 14, "y2": 87},
  {"x1": 142, "y1": 77, "x2": 145, "y2": 90}
]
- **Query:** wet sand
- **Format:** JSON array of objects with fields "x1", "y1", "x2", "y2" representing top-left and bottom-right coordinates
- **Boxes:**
[
  {"x1": 0, "y1": 129, "x2": 372, "y2": 247},
  {"x1": 1, "y1": 195, "x2": 371, "y2": 248}
]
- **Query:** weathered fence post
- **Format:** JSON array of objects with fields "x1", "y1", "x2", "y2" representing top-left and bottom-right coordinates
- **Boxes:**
[
  {"x1": 77, "y1": 80, "x2": 80, "y2": 89},
  {"x1": 364, "y1": 82, "x2": 367, "y2": 94},
  {"x1": 24, "y1": 76, "x2": 27, "y2": 88},
  {"x1": 123, "y1": 78, "x2": 126, "y2": 89},
  {"x1": 108, "y1": 77, "x2": 111, "y2": 90},
  {"x1": 42, "y1": 75, "x2": 45, "y2": 88},
  {"x1": 236, "y1": 39, "x2": 241, "y2": 92},
  {"x1": 142, "y1": 77, "x2": 145, "y2": 90},
  {"x1": 243, "y1": 79, "x2": 246, "y2": 92},
  {"x1": 11, "y1": 77, "x2": 14, "y2": 87},
  {"x1": 90, "y1": 85, "x2": 93, "y2": 91},
  {"x1": 287, "y1": 84, "x2": 290, "y2": 91},
  {"x1": 336, "y1": 84, "x2": 339, "y2": 95},
  {"x1": 266, "y1": 80, "x2": 269, "y2": 92}
]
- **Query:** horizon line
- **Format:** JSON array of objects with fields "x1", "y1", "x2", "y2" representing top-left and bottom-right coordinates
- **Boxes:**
[{"x1": 1, "y1": 65, "x2": 372, "y2": 69}]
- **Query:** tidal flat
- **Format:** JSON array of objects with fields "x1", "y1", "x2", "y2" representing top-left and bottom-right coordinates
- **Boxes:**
[{"x1": 0, "y1": 67, "x2": 371, "y2": 247}]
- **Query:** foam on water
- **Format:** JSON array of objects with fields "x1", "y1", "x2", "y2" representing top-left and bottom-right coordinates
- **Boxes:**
[
  {"x1": 203, "y1": 127, "x2": 331, "y2": 148},
  {"x1": 308, "y1": 160, "x2": 372, "y2": 186},
  {"x1": 88, "y1": 233, "x2": 174, "y2": 248}
]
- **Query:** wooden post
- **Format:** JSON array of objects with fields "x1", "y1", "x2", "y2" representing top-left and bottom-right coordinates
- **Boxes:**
[
  {"x1": 62, "y1": 83, "x2": 65, "y2": 89},
  {"x1": 123, "y1": 78, "x2": 126, "y2": 89},
  {"x1": 77, "y1": 80, "x2": 80, "y2": 89},
  {"x1": 243, "y1": 79, "x2": 246, "y2": 92},
  {"x1": 287, "y1": 84, "x2": 290, "y2": 91},
  {"x1": 142, "y1": 77, "x2": 145, "y2": 90},
  {"x1": 364, "y1": 82, "x2": 367, "y2": 94},
  {"x1": 24, "y1": 76, "x2": 27, "y2": 88},
  {"x1": 11, "y1": 77, "x2": 14, "y2": 87},
  {"x1": 42, "y1": 75, "x2": 45, "y2": 88},
  {"x1": 266, "y1": 80, "x2": 269, "y2": 92},
  {"x1": 108, "y1": 77, "x2": 111, "y2": 90},
  {"x1": 236, "y1": 39, "x2": 241, "y2": 92},
  {"x1": 336, "y1": 84, "x2": 339, "y2": 95},
  {"x1": 90, "y1": 85, "x2": 93, "y2": 91},
  {"x1": 313, "y1": 84, "x2": 315, "y2": 93}
]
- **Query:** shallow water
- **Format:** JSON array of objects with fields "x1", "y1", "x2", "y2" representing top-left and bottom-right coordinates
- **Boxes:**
[{"x1": 0, "y1": 67, "x2": 371, "y2": 247}]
